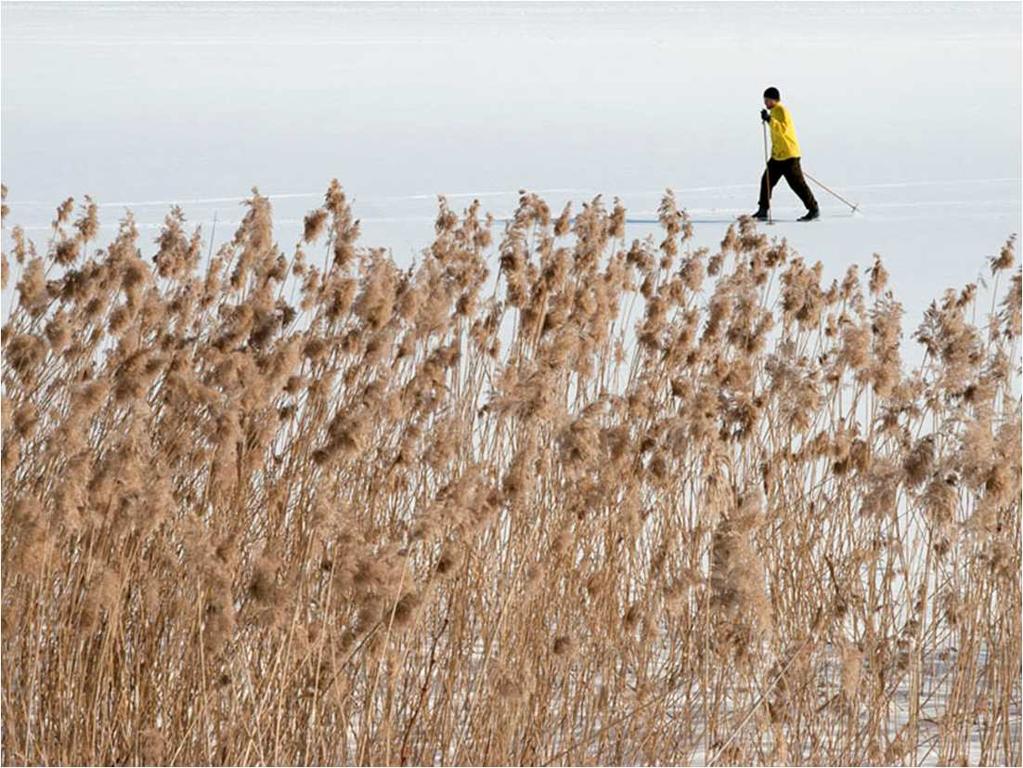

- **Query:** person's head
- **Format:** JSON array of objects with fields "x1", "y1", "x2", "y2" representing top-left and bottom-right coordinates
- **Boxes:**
[{"x1": 763, "y1": 86, "x2": 780, "y2": 108}]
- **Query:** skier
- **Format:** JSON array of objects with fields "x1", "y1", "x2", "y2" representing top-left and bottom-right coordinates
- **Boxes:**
[{"x1": 753, "y1": 87, "x2": 819, "y2": 222}]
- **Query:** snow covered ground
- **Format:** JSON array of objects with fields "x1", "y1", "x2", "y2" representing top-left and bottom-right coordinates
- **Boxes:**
[
  {"x1": 1, "y1": 5, "x2": 1020, "y2": 764},
  {"x1": 2, "y1": 1, "x2": 1020, "y2": 341}
]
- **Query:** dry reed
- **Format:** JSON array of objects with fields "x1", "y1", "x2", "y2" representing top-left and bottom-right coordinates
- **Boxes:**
[{"x1": 1, "y1": 181, "x2": 1020, "y2": 766}]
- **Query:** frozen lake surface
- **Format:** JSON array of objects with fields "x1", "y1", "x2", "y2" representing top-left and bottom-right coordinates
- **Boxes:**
[
  {"x1": 1, "y1": 6, "x2": 1020, "y2": 764},
  {"x1": 2, "y1": 2, "x2": 1020, "y2": 337}
]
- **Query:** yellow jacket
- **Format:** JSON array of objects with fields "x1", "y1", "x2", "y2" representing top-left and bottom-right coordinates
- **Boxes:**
[{"x1": 769, "y1": 103, "x2": 802, "y2": 160}]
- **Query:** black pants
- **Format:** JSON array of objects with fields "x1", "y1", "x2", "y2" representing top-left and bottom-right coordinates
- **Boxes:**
[{"x1": 758, "y1": 157, "x2": 818, "y2": 212}]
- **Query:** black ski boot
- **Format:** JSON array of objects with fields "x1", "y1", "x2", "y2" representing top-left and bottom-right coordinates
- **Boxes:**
[
  {"x1": 751, "y1": 208, "x2": 770, "y2": 221},
  {"x1": 797, "y1": 207, "x2": 820, "y2": 222}
]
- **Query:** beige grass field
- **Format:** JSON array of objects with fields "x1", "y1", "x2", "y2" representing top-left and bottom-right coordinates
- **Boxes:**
[{"x1": 1, "y1": 181, "x2": 1020, "y2": 765}]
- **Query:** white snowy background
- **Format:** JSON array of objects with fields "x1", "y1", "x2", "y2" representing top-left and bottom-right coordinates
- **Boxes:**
[{"x1": 2, "y1": 1, "x2": 1020, "y2": 343}]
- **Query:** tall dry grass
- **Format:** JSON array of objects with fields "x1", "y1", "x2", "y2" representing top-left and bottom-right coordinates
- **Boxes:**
[{"x1": 1, "y1": 181, "x2": 1020, "y2": 765}]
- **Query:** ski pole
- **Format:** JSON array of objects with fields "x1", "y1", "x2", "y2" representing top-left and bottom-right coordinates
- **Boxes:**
[
  {"x1": 762, "y1": 122, "x2": 772, "y2": 224},
  {"x1": 804, "y1": 172, "x2": 859, "y2": 213}
]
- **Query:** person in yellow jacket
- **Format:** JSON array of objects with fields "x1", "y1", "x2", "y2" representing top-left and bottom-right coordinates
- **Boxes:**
[{"x1": 754, "y1": 87, "x2": 819, "y2": 221}]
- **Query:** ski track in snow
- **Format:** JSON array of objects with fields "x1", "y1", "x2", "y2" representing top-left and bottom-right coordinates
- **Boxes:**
[
  {"x1": 7, "y1": 200, "x2": 1014, "y2": 233},
  {"x1": 5, "y1": 177, "x2": 1018, "y2": 211}
]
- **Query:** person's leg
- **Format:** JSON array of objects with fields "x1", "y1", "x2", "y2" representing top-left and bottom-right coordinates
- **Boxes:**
[
  {"x1": 758, "y1": 159, "x2": 783, "y2": 212},
  {"x1": 783, "y1": 158, "x2": 819, "y2": 212}
]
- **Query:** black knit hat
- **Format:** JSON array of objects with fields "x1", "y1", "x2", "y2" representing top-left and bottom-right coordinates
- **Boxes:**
[{"x1": 763, "y1": 86, "x2": 780, "y2": 100}]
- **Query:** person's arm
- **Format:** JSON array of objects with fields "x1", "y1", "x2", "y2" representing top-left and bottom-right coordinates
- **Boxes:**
[{"x1": 770, "y1": 105, "x2": 790, "y2": 127}]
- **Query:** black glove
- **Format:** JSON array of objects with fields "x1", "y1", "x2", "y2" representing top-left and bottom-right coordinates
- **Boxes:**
[{"x1": 760, "y1": 109, "x2": 770, "y2": 123}]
